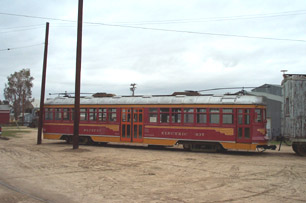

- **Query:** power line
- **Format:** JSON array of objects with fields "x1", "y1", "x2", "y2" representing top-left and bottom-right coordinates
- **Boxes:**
[
  {"x1": 0, "y1": 26, "x2": 44, "y2": 33},
  {"x1": 111, "y1": 9, "x2": 306, "y2": 25},
  {"x1": 0, "y1": 23, "x2": 45, "y2": 30},
  {"x1": 0, "y1": 43, "x2": 44, "y2": 52},
  {"x1": 0, "y1": 11, "x2": 305, "y2": 43},
  {"x1": 2, "y1": 9, "x2": 306, "y2": 25},
  {"x1": 0, "y1": 12, "x2": 75, "y2": 23},
  {"x1": 85, "y1": 21, "x2": 306, "y2": 43}
]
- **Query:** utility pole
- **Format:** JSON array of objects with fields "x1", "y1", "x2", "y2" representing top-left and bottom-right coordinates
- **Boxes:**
[
  {"x1": 130, "y1": 83, "x2": 136, "y2": 96},
  {"x1": 22, "y1": 89, "x2": 25, "y2": 126},
  {"x1": 73, "y1": 0, "x2": 84, "y2": 149},
  {"x1": 37, "y1": 22, "x2": 49, "y2": 145}
]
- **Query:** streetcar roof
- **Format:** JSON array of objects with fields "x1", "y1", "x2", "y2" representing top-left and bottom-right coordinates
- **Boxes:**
[{"x1": 44, "y1": 94, "x2": 265, "y2": 106}]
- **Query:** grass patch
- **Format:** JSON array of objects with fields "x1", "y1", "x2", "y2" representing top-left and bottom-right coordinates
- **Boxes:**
[{"x1": 1, "y1": 130, "x2": 30, "y2": 138}]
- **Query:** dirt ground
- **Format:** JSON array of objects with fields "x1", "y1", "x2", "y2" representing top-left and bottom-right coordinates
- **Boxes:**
[{"x1": 0, "y1": 128, "x2": 305, "y2": 203}]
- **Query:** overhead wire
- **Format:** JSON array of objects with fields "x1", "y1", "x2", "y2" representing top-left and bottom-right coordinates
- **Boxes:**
[
  {"x1": 0, "y1": 43, "x2": 44, "y2": 52},
  {"x1": 0, "y1": 10, "x2": 305, "y2": 44},
  {"x1": 1, "y1": 9, "x2": 306, "y2": 25},
  {"x1": 110, "y1": 9, "x2": 306, "y2": 25}
]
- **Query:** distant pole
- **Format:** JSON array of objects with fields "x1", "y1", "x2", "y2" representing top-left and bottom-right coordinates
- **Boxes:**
[
  {"x1": 37, "y1": 22, "x2": 49, "y2": 145},
  {"x1": 22, "y1": 89, "x2": 25, "y2": 125},
  {"x1": 130, "y1": 83, "x2": 136, "y2": 96},
  {"x1": 73, "y1": 0, "x2": 84, "y2": 149}
]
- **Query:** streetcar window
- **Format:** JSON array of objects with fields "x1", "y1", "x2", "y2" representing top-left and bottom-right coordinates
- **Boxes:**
[
  {"x1": 238, "y1": 128, "x2": 243, "y2": 138},
  {"x1": 149, "y1": 108, "x2": 158, "y2": 123},
  {"x1": 209, "y1": 108, "x2": 220, "y2": 124},
  {"x1": 134, "y1": 113, "x2": 138, "y2": 122},
  {"x1": 139, "y1": 125, "x2": 143, "y2": 138},
  {"x1": 71, "y1": 109, "x2": 74, "y2": 121},
  {"x1": 245, "y1": 114, "x2": 250, "y2": 124},
  {"x1": 122, "y1": 124, "x2": 126, "y2": 138},
  {"x1": 245, "y1": 128, "x2": 250, "y2": 138},
  {"x1": 139, "y1": 113, "x2": 143, "y2": 122},
  {"x1": 238, "y1": 109, "x2": 250, "y2": 125},
  {"x1": 80, "y1": 108, "x2": 87, "y2": 121},
  {"x1": 127, "y1": 124, "x2": 131, "y2": 138},
  {"x1": 134, "y1": 125, "x2": 137, "y2": 138},
  {"x1": 255, "y1": 109, "x2": 262, "y2": 123},
  {"x1": 98, "y1": 108, "x2": 107, "y2": 122},
  {"x1": 63, "y1": 108, "x2": 70, "y2": 120},
  {"x1": 263, "y1": 109, "x2": 266, "y2": 121},
  {"x1": 172, "y1": 108, "x2": 181, "y2": 123},
  {"x1": 45, "y1": 108, "x2": 53, "y2": 120},
  {"x1": 89, "y1": 108, "x2": 97, "y2": 121},
  {"x1": 160, "y1": 108, "x2": 170, "y2": 123},
  {"x1": 238, "y1": 115, "x2": 243, "y2": 124},
  {"x1": 122, "y1": 109, "x2": 126, "y2": 122},
  {"x1": 196, "y1": 108, "x2": 207, "y2": 124},
  {"x1": 222, "y1": 109, "x2": 233, "y2": 124},
  {"x1": 55, "y1": 108, "x2": 62, "y2": 120},
  {"x1": 184, "y1": 108, "x2": 194, "y2": 123},
  {"x1": 108, "y1": 109, "x2": 117, "y2": 122}
]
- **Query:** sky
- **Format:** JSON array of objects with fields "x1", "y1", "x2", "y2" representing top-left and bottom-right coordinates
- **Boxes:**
[{"x1": 0, "y1": 0, "x2": 306, "y2": 104}]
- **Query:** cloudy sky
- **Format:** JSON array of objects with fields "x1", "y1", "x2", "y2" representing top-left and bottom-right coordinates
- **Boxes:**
[{"x1": 0, "y1": 0, "x2": 305, "y2": 103}]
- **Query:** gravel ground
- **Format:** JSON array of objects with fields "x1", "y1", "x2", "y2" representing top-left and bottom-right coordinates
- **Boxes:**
[{"x1": 0, "y1": 128, "x2": 305, "y2": 203}]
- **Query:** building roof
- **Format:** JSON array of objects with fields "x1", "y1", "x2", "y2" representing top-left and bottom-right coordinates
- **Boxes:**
[
  {"x1": 0, "y1": 105, "x2": 10, "y2": 111},
  {"x1": 248, "y1": 92, "x2": 283, "y2": 103}
]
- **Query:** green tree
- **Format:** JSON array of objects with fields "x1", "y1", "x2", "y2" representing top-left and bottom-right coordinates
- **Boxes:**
[{"x1": 4, "y1": 69, "x2": 34, "y2": 120}]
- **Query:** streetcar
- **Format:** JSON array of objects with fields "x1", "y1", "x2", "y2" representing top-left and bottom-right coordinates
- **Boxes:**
[{"x1": 43, "y1": 93, "x2": 276, "y2": 152}]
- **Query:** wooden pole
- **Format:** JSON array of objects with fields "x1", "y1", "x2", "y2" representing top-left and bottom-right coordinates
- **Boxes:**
[
  {"x1": 37, "y1": 22, "x2": 49, "y2": 144},
  {"x1": 73, "y1": 0, "x2": 84, "y2": 149}
]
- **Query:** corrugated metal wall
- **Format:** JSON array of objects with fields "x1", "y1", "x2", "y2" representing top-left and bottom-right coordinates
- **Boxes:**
[{"x1": 282, "y1": 74, "x2": 306, "y2": 140}]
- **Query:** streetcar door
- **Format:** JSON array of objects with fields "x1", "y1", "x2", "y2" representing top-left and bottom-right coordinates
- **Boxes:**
[
  {"x1": 236, "y1": 109, "x2": 252, "y2": 143},
  {"x1": 121, "y1": 108, "x2": 132, "y2": 142},
  {"x1": 132, "y1": 108, "x2": 144, "y2": 143},
  {"x1": 120, "y1": 108, "x2": 143, "y2": 143}
]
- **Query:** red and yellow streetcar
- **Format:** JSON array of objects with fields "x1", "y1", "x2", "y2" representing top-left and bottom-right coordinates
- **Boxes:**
[{"x1": 43, "y1": 94, "x2": 275, "y2": 152}]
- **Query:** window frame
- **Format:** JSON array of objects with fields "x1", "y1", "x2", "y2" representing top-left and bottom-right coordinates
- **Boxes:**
[
  {"x1": 148, "y1": 108, "x2": 158, "y2": 123},
  {"x1": 54, "y1": 108, "x2": 62, "y2": 121},
  {"x1": 196, "y1": 108, "x2": 207, "y2": 124},
  {"x1": 160, "y1": 108, "x2": 170, "y2": 124},
  {"x1": 108, "y1": 108, "x2": 117, "y2": 122},
  {"x1": 171, "y1": 108, "x2": 182, "y2": 124},
  {"x1": 209, "y1": 108, "x2": 220, "y2": 124},
  {"x1": 222, "y1": 108, "x2": 234, "y2": 125}
]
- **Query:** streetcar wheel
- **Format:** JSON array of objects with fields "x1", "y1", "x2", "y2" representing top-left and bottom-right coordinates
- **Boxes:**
[
  {"x1": 296, "y1": 143, "x2": 306, "y2": 156},
  {"x1": 292, "y1": 143, "x2": 300, "y2": 155},
  {"x1": 79, "y1": 137, "x2": 89, "y2": 145},
  {"x1": 65, "y1": 136, "x2": 72, "y2": 144},
  {"x1": 183, "y1": 144, "x2": 191, "y2": 151}
]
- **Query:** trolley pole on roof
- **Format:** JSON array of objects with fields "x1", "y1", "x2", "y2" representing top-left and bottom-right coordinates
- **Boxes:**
[
  {"x1": 73, "y1": 0, "x2": 84, "y2": 149},
  {"x1": 37, "y1": 22, "x2": 49, "y2": 145}
]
